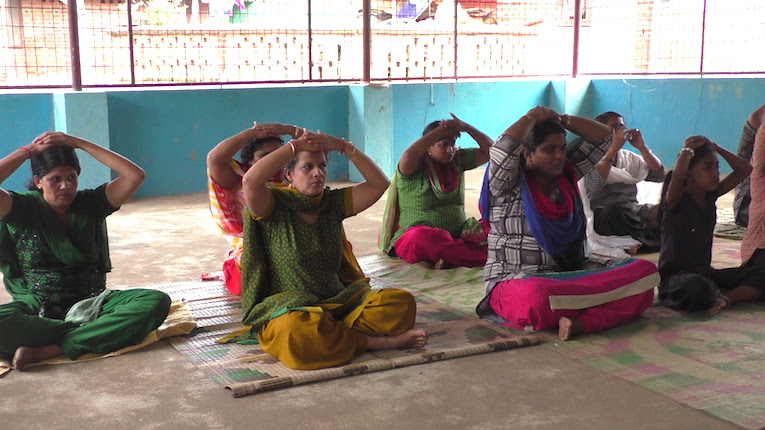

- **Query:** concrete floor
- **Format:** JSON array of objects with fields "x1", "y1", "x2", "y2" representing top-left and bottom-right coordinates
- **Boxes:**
[{"x1": 0, "y1": 169, "x2": 737, "y2": 429}]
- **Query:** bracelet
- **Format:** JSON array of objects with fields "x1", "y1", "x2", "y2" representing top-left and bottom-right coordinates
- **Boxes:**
[
  {"x1": 525, "y1": 113, "x2": 536, "y2": 122},
  {"x1": 563, "y1": 114, "x2": 572, "y2": 128},
  {"x1": 294, "y1": 126, "x2": 301, "y2": 138},
  {"x1": 20, "y1": 147, "x2": 32, "y2": 159},
  {"x1": 679, "y1": 147, "x2": 694, "y2": 157},
  {"x1": 602, "y1": 156, "x2": 616, "y2": 164},
  {"x1": 347, "y1": 143, "x2": 357, "y2": 159},
  {"x1": 341, "y1": 138, "x2": 348, "y2": 154},
  {"x1": 288, "y1": 141, "x2": 297, "y2": 157}
]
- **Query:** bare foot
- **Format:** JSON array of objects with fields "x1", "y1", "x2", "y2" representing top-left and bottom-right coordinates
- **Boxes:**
[
  {"x1": 390, "y1": 329, "x2": 429, "y2": 349},
  {"x1": 626, "y1": 243, "x2": 642, "y2": 255},
  {"x1": 368, "y1": 330, "x2": 429, "y2": 350},
  {"x1": 558, "y1": 316, "x2": 584, "y2": 341},
  {"x1": 12, "y1": 344, "x2": 63, "y2": 370},
  {"x1": 707, "y1": 295, "x2": 730, "y2": 315},
  {"x1": 434, "y1": 259, "x2": 452, "y2": 270}
]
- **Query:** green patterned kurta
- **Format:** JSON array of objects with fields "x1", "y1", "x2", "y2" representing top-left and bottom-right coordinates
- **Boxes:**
[
  {"x1": 238, "y1": 186, "x2": 369, "y2": 334},
  {"x1": 0, "y1": 186, "x2": 115, "y2": 318},
  {"x1": 383, "y1": 148, "x2": 479, "y2": 252},
  {"x1": 0, "y1": 186, "x2": 171, "y2": 360}
]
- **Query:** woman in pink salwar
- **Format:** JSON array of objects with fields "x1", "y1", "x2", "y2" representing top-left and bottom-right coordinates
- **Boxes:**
[
  {"x1": 379, "y1": 114, "x2": 492, "y2": 269},
  {"x1": 476, "y1": 107, "x2": 658, "y2": 340}
]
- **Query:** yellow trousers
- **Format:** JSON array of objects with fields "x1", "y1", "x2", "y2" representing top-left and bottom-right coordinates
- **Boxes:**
[{"x1": 258, "y1": 288, "x2": 416, "y2": 370}]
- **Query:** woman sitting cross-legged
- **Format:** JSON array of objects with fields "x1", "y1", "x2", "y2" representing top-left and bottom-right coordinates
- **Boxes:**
[
  {"x1": 0, "y1": 132, "x2": 171, "y2": 370},
  {"x1": 207, "y1": 121, "x2": 300, "y2": 295},
  {"x1": 379, "y1": 114, "x2": 492, "y2": 269},
  {"x1": 220, "y1": 131, "x2": 428, "y2": 370},
  {"x1": 476, "y1": 107, "x2": 658, "y2": 341},
  {"x1": 659, "y1": 135, "x2": 764, "y2": 314}
]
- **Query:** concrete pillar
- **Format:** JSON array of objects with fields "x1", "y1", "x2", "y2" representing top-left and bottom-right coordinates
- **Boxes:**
[
  {"x1": 53, "y1": 92, "x2": 112, "y2": 189},
  {"x1": 348, "y1": 84, "x2": 395, "y2": 181}
]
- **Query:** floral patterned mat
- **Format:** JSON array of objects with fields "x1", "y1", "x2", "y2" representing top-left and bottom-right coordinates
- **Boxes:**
[
  {"x1": 156, "y1": 279, "x2": 539, "y2": 397},
  {"x1": 549, "y1": 303, "x2": 765, "y2": 429}
]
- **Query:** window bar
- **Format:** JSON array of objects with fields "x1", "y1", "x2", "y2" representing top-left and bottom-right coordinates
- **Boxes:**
[
  {"x1": 127, "y1": 0, "x2": 136, "y2": 85},
  {"x1": 699, "y1": 0, "x2": 707, "y2": 75},
  {"x1": 362, "y1": 0, "x2": 370, "y2": 83},
  {"x1": 67, "y1": 0, "x2": 82, "y2": 90},
  {"x1": 572, "y1": 0, "x2": 581, "y2": 78},
  {"x1": 453, "y1": 0, "x2": 458, "y2": 79},
  {"x1": 308, "y1": 0, "x2": 313, "y2": 81}
]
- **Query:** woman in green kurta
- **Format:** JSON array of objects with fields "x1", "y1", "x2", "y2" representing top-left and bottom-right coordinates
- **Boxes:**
[
  {"x1": 0, "y1": 132, "x2": 171, "y2": 370},
  {"x1": 223, "y1": 130, "x2": 428, "y2": 370},
  {"x1": 379, "y1": 114, "x2": 492, "y2": 269}
]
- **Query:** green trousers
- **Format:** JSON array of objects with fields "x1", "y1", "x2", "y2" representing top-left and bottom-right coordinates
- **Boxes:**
[{"x1": 0, "y1": 289, "x2": 171, "y2": 360}]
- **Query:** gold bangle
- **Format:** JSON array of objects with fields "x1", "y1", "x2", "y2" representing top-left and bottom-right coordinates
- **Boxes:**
[
  {"x1": 564, "y1": 115, "x2": 572, "y2": 128},
  {"x1": 347, "y1": 143, "x2": 358, "y2": 159},
  {"x1": 289, "y1": 141, "x2": 297, "y2": 157},
  {"x1": 525, "y1": 113, "x2": 536, "y2": 122},
  {"x1": 294, "y1": 126, "x2": 300, "y2": 138}
]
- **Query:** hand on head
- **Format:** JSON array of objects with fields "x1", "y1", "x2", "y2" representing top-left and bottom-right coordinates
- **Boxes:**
[
  {"x1": 252, "y1": 122, "x2": 290, "y2": 139},
  {"x1": 440, "y1": 112, "x2": 468, "y2": 134},
  {"x1": 301, "y1": 130, "x2": 344, "y2": 153},
  {"x1": 438, "y1": 117, "x2": 462, "y2": 140},
  {"x1": 526, "y1": 106, "x2": 561, "y2": 123},
  {"x1": 684, "y1": 135, "x2": 711, "y2": 150},
  {"x1": 30, "y1": 132, "x2": 79, "y2": 156}
]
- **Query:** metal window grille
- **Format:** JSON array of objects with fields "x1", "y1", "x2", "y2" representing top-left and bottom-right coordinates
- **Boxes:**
[{"x1": 1, "y1": 0, "x2": 765, "y2": 89}]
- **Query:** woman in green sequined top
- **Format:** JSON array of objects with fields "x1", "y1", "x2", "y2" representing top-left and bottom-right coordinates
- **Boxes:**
[{"x1": 0, "y1": 132, "x2": 170, "y2": 370}]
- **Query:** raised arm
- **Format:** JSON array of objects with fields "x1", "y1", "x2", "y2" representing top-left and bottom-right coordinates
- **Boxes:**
[
  {"x1": 242, "y1": 135, "x2": 310, "y2": 218},
  {"x1": 564, "y1": 113, "x2": 612, "y2": 144},
  {"x1": 714, "y1": 141, "x2": 753, "y2": 196},
  {"x1": 208, "y1": 122, "x2": 301, "y2": 189},
  {"x1": 594, "y1": 126, "x2": 628, "y2": 181},
  {"x1": 488, "y1": 107, "x2": 560, "y2": 195},
  {"x1": 304, "y1": 132, "x2": 390, "y2": 215},
  {"x1": 398, "y1": 122, "x2": 459, "y2": 176},
  {"x1": 664, "y1": 136, "x2": 710, "y2": 209},
  {"x1": 627, "y1": 129, "x2": 663, "y2": 172},
  {"x1": 504, "y1": 106, "x2": 559, "y2": 141},
  {"x1": 32, "y1": 132, "x2": 145, "y2": 208},
  {"x1": 444, "y1": 113, "x2": 493, "y2": 166},
  {"x1": 0, "y1": 142, "x2": 46, "y2": 218}
]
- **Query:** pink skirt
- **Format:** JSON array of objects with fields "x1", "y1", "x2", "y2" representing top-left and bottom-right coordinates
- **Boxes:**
[
  {"x1": 489, "y1": 258, "x2": 657, "y2": 333},
  {"x1": 394, "y1": 225, "x2": 487, "y2": 268}
]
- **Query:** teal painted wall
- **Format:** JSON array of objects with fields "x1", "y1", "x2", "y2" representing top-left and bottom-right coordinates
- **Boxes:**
[
  {"x1": 53, "y1": 93, "x2": 112, "y2": 190},
  {"x1": 389, "y1": 81, "x2": 550, "y2": 175},
  {"x1": 105, "y1": 86, "x2": 350, "y2": 197},
  {"x1": 0, "y1": 94, "x2": 55, "y2": 191},
  {"x1": 590, "y1": 79, "x2": 765, "y2": 172},
  {"x1": 2, "y1": 78, "x2": 765, "y2": 197}
]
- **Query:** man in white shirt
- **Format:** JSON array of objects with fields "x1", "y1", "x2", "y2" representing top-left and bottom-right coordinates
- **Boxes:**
[{"x1": 582, "y1": 111, "x2": 666, "y2": 253}]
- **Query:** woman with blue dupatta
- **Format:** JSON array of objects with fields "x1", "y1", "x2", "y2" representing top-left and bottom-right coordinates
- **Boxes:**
[
  {"x1": 0, "y1": 132, "x2": 171, "y2": 370},
  {"x1": 476, "y1": 107, "x2": 658, "y2": 341},
  {"x1": 221, "y1": 130, "x2": 428, "y2": 370}
]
